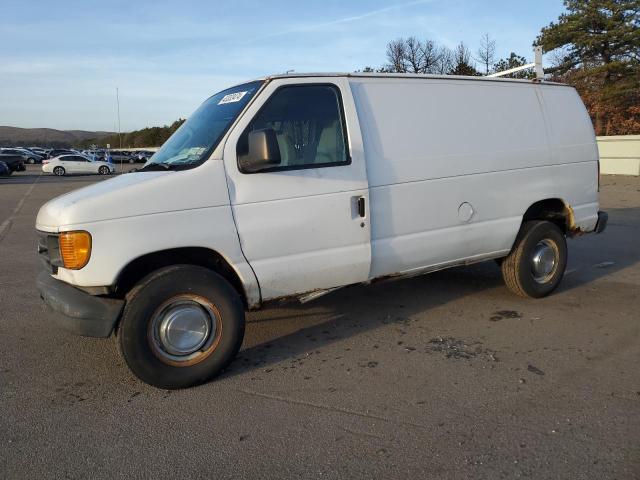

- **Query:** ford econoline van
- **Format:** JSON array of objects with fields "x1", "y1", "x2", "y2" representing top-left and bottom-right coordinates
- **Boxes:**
[{"x1": 36, "y1": 73, "x2": 608, "y2": 388}]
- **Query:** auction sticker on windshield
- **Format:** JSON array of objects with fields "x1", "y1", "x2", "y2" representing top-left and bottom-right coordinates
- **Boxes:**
[{"x1": 218, "y1": 91, "x2": 248, "y2": 105}]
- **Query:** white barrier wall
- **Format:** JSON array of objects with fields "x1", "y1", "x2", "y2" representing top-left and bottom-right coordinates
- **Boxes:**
[{"x1": 597, "y1": 135, "x2": 640, "y2": 176}]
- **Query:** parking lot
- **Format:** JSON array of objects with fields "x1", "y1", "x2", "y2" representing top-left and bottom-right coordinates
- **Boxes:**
[{"x1": 1, "y1": 166, "x2": 639, "y2": 479}]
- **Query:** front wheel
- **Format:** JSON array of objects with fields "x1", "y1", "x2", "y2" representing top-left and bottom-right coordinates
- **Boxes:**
[
  {"x1": 501, "y1": 220, "x2": 567, "y2": 298},
  {"x1": 28, "y1": 157, "x2": 35, "y2": 164},
  {"x1": 53, "y1": 166, "x2": 65, "y2": 176},
  {"x1": 98, "y1": 165, "x2": 110, "y2": 175},
  {"x1": 118, "y1": 265, "x2": 245, "y2": 389}
]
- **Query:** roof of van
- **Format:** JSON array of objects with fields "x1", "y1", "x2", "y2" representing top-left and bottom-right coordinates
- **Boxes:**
[{"x1": 253, "y1": 72, "x2": 569, "y2": 87}]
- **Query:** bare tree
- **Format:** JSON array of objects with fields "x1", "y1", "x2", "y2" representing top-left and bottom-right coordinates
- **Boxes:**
[
  {"x1": 385, "y1": 37, "x2": 455, "y2": 75},
  {"x1": 405, "y1": 36, "x2": 424, "y2": 73},
  {"x1": 421, "y1": 40, "x2": 441, "y2": 73},
  {"x1": 436, "y1": 46, "x2": 454, "y2": 74},
  {"x1": 476, "y1": 33, "x2": 496, "y2": 75},
  {"x1": 386, "y1": 39, "x2": 408, "y2": 73}
]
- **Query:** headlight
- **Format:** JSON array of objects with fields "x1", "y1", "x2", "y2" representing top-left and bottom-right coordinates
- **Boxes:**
[{"x1": 59, "y1": 231, "x2": 92, "y2": 270}]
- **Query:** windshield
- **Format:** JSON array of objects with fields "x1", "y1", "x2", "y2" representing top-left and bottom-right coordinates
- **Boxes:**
[{"x1": 142, "y1": 80, "x2": 263, "y2": 171}]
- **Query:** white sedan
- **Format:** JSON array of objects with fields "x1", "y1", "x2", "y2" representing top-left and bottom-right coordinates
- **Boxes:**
[{"x1": 42, "y1": 154, "x2": 115, "y2": 176}]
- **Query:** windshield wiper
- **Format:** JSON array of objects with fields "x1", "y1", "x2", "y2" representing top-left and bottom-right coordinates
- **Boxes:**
[{"x1": 138, "y1": 162, "x2": 173, "y2": 171}]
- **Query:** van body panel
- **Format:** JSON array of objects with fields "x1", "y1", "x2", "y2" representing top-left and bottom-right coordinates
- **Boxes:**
[
  {"x1": 51, "y1": 204, "x2": 260, "y2": 307},
  {"x1": 350, "y1": 78, "x2": 552, "y2": 187},
  {"x1": 36, "y1": 163, "x2": 230, "y2": 230},
  {"x1": 539, "y1": 85, "x2": 600, "y2": 166},
  {"x1": 349, "y1": 77, "x2": 599, "y2": 278},
  {"x1": 368, "y1": 161, "x2": 599, "y2": 277},
  {"x1": 223, "y1": 77, "x2": 372, "y2": 300}
]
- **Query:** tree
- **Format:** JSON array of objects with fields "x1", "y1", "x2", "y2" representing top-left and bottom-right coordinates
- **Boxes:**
[
  {"x1": 77, "y1": 118, "x2": 186, "y2": 149},
  {"x1": 436, "y1": 47, "x2": 455, "y2": 74},
  {"x1": 422, "y1": 40, "x2": 441, "y2": 73},
  {"x1": 405, "y1": 36, "x2": 424, "y2": 73},
  {"x1": 386, "y1": 38, "x2": 408, "y2": 72},
  {"x1": 449, "y1": 42, "x2": 479, "y2": 76},
  {"x1": 384, "y1": 37, "x2": 454, "y2": 74},
  {"x1": 493, "y1": 52, "x2": 536, "y2": 79},
  {"x1": 476, "y1": 33, "x2": 496, "y2": 74},
  {"x1": 535, "y1": 0, "x2": 640, "y2": 135}
]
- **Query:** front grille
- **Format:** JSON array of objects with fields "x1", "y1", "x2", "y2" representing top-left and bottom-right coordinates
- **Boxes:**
[{"x1": 37, "y1": 231, "x2": 61, "y2": 274}]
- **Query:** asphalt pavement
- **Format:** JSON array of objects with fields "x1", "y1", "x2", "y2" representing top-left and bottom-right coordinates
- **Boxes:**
[{"x1": 1, "y1": 166, "x2": 639, "y2": 479}]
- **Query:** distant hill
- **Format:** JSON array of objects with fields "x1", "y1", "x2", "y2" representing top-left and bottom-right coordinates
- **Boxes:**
[{"x1": 0, "y1": 126, "x2": 113, "y2": 148}]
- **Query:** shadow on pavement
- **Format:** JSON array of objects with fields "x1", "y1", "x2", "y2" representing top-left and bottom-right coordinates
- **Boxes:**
[{"x1": 224, "y1": 263, "x2": 503, "y2": 379}]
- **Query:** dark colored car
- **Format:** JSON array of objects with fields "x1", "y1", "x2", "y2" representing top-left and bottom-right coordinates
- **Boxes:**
[
  {"x1": 46, "y1": 149, "x2": 75, "y2": 159},
  {"x1": 0, "y1": 148, "x2": 42, "y2": 164},
  {"x1": 0, "y1": 154, "x2": 26, "y2": 173},
  {"x1": 133, "y1": 150, "x2": 155, "y2": 163},
  {"x1": 0, "y1": 160, "x2": 10, "y2": 176}
]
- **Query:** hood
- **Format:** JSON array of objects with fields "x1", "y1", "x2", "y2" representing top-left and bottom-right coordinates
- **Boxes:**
[{"x1": 36, "y1": 162, "x2": 230, "y2": 230}]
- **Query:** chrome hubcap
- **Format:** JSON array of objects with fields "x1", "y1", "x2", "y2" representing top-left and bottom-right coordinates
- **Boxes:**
[
  {"x1": 150, "y1": 297, "x2": 218, "y2": 363},
  {"x1": 531, "y1": 239, "x2": 558, "y2": 283}
]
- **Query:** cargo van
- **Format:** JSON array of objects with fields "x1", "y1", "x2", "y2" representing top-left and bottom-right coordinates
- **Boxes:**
[{"x1": 36, "y1": 73, "x2": 608, "y2": 388}]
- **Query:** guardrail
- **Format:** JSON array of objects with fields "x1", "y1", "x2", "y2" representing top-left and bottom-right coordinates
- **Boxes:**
[{"x1": 597, "y1": 135, "x2": 640, "y2": 176}]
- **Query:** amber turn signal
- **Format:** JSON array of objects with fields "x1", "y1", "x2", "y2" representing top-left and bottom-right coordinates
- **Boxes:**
[{"x1": 59, "y1": 231, "x2": 92, "y2": 270}]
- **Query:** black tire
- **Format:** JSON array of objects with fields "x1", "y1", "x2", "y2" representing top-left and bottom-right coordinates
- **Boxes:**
[
  {"x1": 99, "y1": 165, "x2": 109, "y2": 175},
  {"x1": 118, "y1": 265, "x2": 245, "y2": 389},
  {"x1": 53, "y1": 166, "x2": 65, "y2": 176},
  {"x1": 129, "y1": 158, "x2": 135, "y2": 164},
  {"x1": 501, "y1": 220, "x2": 567, "y2": 298},
  {"x1": 28, "y1": 157, "x2": 35, "y2": 164}
]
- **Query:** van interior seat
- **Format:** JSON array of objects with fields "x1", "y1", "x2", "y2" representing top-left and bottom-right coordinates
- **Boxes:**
[
  {"x1": 275, "y1": 131, "x2": 297, "y2": 166},
  {"x1": 315, "y1": 120, "x2": 340, "y2": 164}
]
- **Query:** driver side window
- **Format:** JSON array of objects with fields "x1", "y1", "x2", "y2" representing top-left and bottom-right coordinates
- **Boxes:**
[{"x1": 237, "y1": 84, "x2": 350, "y2": 171}]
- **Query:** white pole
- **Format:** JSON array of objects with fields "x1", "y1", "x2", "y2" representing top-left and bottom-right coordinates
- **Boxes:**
[
  {"x1": 534, "y1": 46, "x2": 544, "y2": 80},
  {"x1": 116, "y1": 87, "x2": 122, "y2": 172}
]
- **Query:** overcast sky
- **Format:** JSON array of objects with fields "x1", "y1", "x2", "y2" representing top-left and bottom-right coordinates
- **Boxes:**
[{"x1": 0, "y1": 0, "x2": 566, "y2": 132}]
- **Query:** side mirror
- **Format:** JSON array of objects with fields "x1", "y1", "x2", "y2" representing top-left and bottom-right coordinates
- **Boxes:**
[{"x1": 239, "y1": 129, "x2": 281, "y2": 172}]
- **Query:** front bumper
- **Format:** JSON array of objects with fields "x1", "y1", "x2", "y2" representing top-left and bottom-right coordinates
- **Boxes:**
[
  {"x1": 595, "y1": 210, "x2": 608, "y2": 234},
  {"x1": 36, "y1": 272, "x2": 124, "y2": 337}
]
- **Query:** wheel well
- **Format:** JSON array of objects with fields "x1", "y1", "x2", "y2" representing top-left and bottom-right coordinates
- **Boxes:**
[
  {"x1": 113, "y1": 247, "x2": 247, "y2": 308},
  {"x1": 522, "y1": 199, "x2": 572, "y2": 234}
]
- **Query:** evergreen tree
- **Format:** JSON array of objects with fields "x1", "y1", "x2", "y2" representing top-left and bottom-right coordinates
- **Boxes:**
[
  {"x1": 493, "y1": 52, "x2": 536, "y2": 79},
  {"x1": 535, "y1": 0, "x2": 640, "y2": 134},
  {"x1": 449, "y1": 42, "x2": 479, "y2": 76}
]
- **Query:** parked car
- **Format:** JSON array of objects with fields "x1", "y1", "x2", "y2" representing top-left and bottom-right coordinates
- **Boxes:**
[
  {"x1": 29, "y1": 147, "x2": 48, "y2": 157},
  {"x1": 109, "y1": 150, "x2": 131, "y2": 162},
  {"x1": 0, "y1": 154, "x2": 26, "y2": 173},
  {"x1": 130, "y1": 150, "x2": 154, "y2": 163},
  {"x1": 42, "y1": 154, "x2": 115, "y2": 176},
  {"x1": 0, "y1": 148, "x2": 42, "y2": 164},
  {"x1": 35, "y1": 73, "x2": 607, "y2": 389},
  {"x1": 46, "y1": 149, "x2": 75, "y2": 159},
  {"x1": 0, "y1": 160, "x2": 10, "y2": 176}
]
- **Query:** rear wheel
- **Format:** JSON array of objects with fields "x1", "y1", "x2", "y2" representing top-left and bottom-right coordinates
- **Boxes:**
[
  {"x1": 118, "y1": 265, "x2": 245, "y2": 389},
  {"x1": 53, "y1": 166, "x2": 65, "y2": 176},
  {"x1": 99, "y1": 165, "x2": 110, "y2": 175},
  {"x1": 501, "y1": 220, "x2": 567, "y2": 298}
]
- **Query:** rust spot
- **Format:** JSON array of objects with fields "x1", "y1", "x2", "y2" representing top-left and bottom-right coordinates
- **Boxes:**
[{"x1": 563, "y1": 203, "x2": 585, "y2": 236}]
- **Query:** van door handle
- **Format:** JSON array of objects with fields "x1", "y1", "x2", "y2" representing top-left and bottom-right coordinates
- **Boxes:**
[{"x1": 357, "y1": 197, "x2": 366, "y2": 218}]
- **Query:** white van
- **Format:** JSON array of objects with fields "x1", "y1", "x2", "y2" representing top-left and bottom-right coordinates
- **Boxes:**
[{"x1": 36, "y1": 73, "x2": 608, "y2": 388}]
